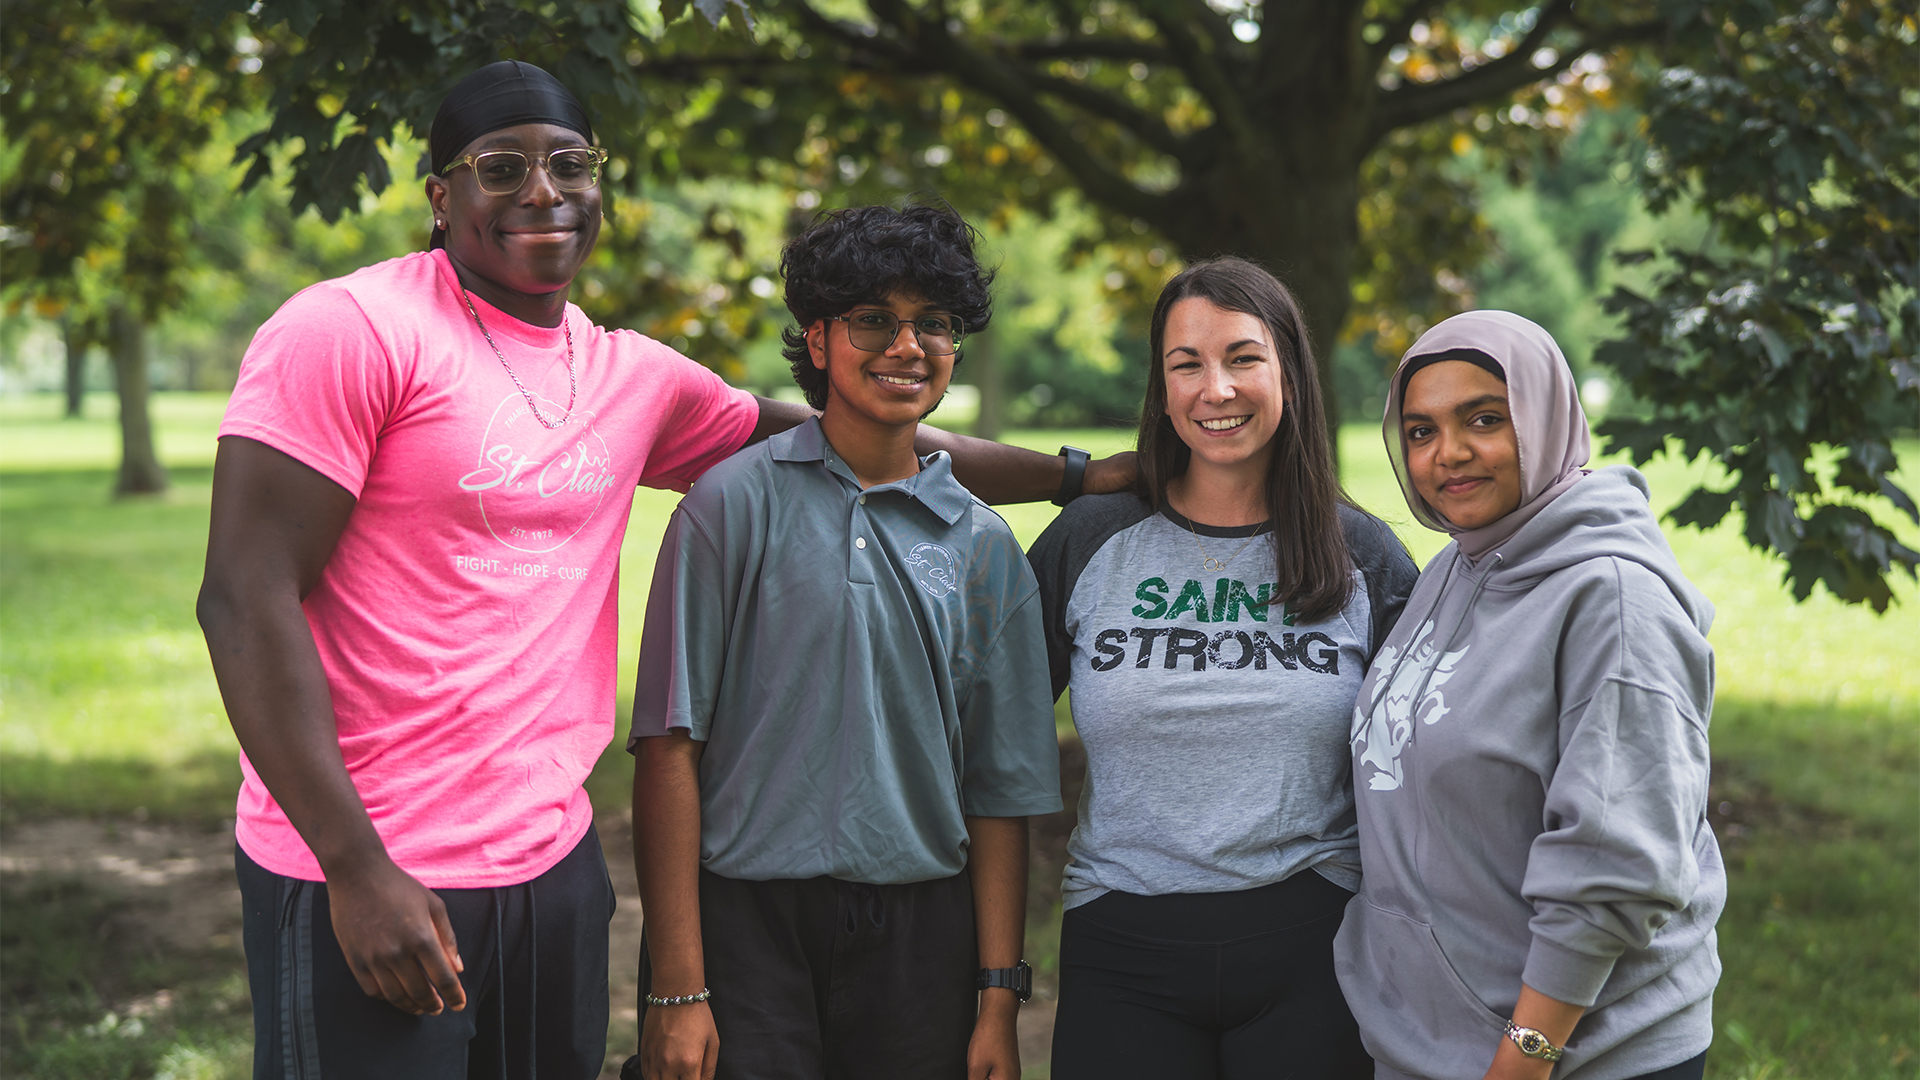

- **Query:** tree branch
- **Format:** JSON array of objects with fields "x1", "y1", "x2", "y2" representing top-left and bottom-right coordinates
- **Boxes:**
[
  {"x1": 1138, "y1": 1, "x2": 1261, "y2": 155},
  {"x1": 1366, "y1": 0, "x2": 1444, "y2": 69},
  {"x1": 838, "y1": 0, "x2": 1165, "y2": 221},
  {"x1": 783, "y1": 2, "x2": 931, "y2": 76},
  {"x1": 1007, "y1": 37, "x2": 1172, "y2": 64},
  {"x1": 1026, "y1": 71, "x2": 1185, "y2": 157},
  {"x1": 1368, "y1": 7, "x2": 1664, "y2": 141},
  {"x1": 1176, "y1": 0, "x2": 1241, "y2": 56}
]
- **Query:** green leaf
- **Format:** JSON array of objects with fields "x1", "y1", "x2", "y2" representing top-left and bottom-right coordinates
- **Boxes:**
[
  {"x1": 1668, "y1": 486, "x2": 1740, "y2": 530},
  {"x1": 1764, "y1": 492, "x2": 1805, "y2": 555},
  {"x1": 1878, "y1": 477, "x2": 1920, "y2": 525}
]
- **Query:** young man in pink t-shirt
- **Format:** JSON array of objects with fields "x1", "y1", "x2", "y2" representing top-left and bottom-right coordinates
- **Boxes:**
[{"x1": 199, "y1": 62, "x2": 1127, "y2": 1080}]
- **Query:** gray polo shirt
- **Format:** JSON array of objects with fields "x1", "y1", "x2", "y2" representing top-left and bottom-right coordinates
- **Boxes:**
[{"x1": 630, "y1": 418, "x2": 1061, "y2": 885}]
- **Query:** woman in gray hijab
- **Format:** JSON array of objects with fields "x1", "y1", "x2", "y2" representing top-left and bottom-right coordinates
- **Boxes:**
[{"x1": 1335, "y1": 311, "x2": 1724, "y2": 1080}]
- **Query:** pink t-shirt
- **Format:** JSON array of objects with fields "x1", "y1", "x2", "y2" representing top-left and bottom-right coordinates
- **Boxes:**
[{"x1": 221, "y1": 250, "x2": 757, "y2": 887}]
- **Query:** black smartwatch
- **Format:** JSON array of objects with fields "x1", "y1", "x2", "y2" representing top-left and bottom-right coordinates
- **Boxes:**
[
  {"x1": 1053, "y1": 445, "x2": 1090, "y2": 507},
  {"x1": 976, "y1": 959, "x2": 1033, "y2": 1002}
]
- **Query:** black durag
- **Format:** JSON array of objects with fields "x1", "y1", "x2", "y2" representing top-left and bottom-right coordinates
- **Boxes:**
[{"x1": 427, "y1": 60, "x2": 595, "y2": 250}]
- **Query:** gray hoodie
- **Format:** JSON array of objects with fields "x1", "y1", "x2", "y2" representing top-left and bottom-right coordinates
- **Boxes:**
[{"x1": 1335, "y1": 465, "x2": 1723, "y2": 1080}]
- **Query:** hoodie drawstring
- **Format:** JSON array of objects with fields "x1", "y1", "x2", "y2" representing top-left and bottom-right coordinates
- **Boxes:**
[
  {"x1": 1373, "y1": 550, "x2": 1503, "y2": 730},
  {"x1": 1370, "y1": 550, "x2": 1461, "y2": 707}
]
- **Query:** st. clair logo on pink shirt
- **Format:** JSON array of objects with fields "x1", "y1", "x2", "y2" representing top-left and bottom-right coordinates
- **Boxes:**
[{"x1": 458, "y1": 393, "x2": 620, "y2": 554}]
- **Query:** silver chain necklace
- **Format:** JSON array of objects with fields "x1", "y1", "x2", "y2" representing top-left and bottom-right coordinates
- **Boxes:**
[
  {"x1": 462, "y1": 290, "x2": 577, "y2": 429},
  {"x1": 1186, "y1": 516, "x2": 1262, "y2": 573}
]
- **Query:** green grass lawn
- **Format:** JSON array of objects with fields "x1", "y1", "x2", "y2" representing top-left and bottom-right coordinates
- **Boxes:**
[{"x1": 2, "y1": 391, "x2": 1915, "y2": 1078}]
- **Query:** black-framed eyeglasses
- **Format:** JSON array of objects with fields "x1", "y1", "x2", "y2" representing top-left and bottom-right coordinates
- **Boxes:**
[
  {"x1": 830, "y1": 310, "x2": 965, "y2": 355},
  {"x1": 446, "y1": 147, "x2": 610, "y2": 197}
]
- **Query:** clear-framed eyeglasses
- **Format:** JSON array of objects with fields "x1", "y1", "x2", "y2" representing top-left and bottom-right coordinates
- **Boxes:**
[
  {"x1": 830, "y1": 310, "x2": 966, "y2": 355},
  {"x1": 445, "y1": 147, "x2": 610, "y2": 197}
]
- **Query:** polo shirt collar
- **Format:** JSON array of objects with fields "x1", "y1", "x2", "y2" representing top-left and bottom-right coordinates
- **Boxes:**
[{"x1": 769, "y1": 417, "x2": 972, "y2": 526}]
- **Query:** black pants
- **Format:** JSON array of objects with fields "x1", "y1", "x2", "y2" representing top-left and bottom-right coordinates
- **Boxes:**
[
  {"x1": 237, "y1": 829, "x2": 615, "y2": 1080},
  {"x1": 638, "y1": 868, "x2": 977, "y2": 1080},
  {"x1": 1050, "y1": 870, "x2": 1371, "y2": 1080}
]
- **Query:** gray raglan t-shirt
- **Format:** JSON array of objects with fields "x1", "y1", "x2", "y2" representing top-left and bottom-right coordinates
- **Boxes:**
[
  {"x1": 629, "y1": 419, "x2": 1062, "y2": 885},
  {"x1": 1028, "y1": 495, "x2": 1417, "y2": 906}
]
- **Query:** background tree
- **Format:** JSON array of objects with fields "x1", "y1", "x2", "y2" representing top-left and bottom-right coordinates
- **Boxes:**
[
  {"x1": 119, "y1": 0, "x2": 1917, "y2": 605},
  {"x1": 1597, "y1": 0, "x2": 1917, "y2": 610},
  {"x1": 200, "y1": 0, "x2": 1647, "y2": 447},
  {"x1": 1, "y1": 0, "x2": 259, "y2": 493}
]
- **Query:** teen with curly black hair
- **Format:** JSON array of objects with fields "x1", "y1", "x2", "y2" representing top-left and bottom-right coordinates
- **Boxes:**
[
  {"x1": 629, "y1": 201, "x2": 1059, "y2": 1080},
  {"x1": 778, "y1": 202, "x2": 995, "y2": 411}
]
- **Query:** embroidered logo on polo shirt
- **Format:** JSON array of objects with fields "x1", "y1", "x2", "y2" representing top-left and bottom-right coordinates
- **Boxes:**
[{"x1": 905, "y1": 543, "x2": 960, "y2": 597}]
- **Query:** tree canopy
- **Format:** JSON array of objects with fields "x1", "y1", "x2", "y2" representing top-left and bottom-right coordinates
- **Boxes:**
[
  {"x1": 18, "y1": 0, "x2": 1914, "y2": 605},
  {"x1": 1597, "y1": 0, "x2": 1916, "y2": 610}
]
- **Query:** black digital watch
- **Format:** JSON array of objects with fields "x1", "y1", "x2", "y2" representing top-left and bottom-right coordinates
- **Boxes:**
[{"x1": 975, "y1": 959, "x2": 1033, "y2": 1002}]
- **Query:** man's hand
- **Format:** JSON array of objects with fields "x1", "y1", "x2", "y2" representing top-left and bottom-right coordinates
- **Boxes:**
[
  {"x1": 749, "y1": 394, "x2": 1139, "y2": 504},
  {"x1": 967, "y1": 991, "x2": 1021, "y2": 1079},
  {"x1": 1083, "y1": 450, "x2": 1138, "y2": 496},
  {"x1": 640, "y1": 1001, "x2": 719, "y2": 1080},
  {"x1": 328, "y1": 858, "x2": 466, "y2": 1015}
]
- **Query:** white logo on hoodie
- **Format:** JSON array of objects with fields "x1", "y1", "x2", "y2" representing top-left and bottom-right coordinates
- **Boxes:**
[{"x1": 1350, "y1": 619, "x2": 1468, "y2": 791}]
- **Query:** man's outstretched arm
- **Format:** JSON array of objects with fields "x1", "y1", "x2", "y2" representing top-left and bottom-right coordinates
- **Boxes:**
[
  {"x1": 749, "y1": 395, "x2": 1136, "y2": 504},
  {"x1": 196, "y1": 435, "x2": 466, "y2": 1016}
]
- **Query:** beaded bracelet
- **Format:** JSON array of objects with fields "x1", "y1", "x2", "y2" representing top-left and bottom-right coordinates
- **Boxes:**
[{"x1": 645, "y1": 987, "x2": 712, "y2": 1006}]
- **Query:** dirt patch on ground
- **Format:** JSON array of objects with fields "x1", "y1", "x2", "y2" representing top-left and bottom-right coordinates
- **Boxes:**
[
  {"x1": 0, "y1": 817, "x2": 246, "y2": 959},
  {"x1": 1706, "y1": 756, "x2": 1849, "y2": 855},
  {"x1": 2, "y1": 806, "x2": 1068, "y2": 1078}
]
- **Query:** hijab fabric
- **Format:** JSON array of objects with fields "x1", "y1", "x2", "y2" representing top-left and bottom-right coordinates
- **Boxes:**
[
  {"x1": 1382, "y1": 310, "x2": 1591, "y2": 561},
  {"x1": 427, "y1": 60, "x2": 595, "y2": 250}
]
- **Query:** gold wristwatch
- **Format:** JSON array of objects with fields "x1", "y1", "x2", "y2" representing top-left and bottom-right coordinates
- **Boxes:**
[{"x1": 1503, "y1": 1020, "x2": 1565, "y2": 1062}]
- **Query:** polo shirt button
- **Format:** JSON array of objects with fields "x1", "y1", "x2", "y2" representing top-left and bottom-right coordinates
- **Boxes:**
[
  {"x1": 855, "y1": 537, "x2": 867, "y2": 550},
  {"x1": 858, "y1": 495, "x2": 867, "y2": 505}
]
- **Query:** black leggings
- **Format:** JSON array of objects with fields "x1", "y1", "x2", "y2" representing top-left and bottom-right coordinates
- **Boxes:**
[{"x1": 1049, "y1": 870, "x2": 1370, "y2": 1080}]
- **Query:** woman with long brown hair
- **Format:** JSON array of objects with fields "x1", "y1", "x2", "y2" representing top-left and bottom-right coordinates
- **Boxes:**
[{"x1": 1028, "y1": 257, "x2": 1417, "y2": 1076}]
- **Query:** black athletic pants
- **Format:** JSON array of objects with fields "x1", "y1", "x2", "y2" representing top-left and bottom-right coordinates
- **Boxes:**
[
  {"x1": 637, "y1": 868, "x2": 978, "y2": 1080},
  {"x1": 237, "y1": 829, "x2": 615, "y2": 1080},
  {"x1": 1050, "y1": 870, "x2": 1371, "y2": 1080}
]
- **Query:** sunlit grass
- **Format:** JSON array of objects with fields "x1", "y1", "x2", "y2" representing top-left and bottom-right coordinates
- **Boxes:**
[{"x1": 0, "y1": 392, "x2": 227, "y2": 473}]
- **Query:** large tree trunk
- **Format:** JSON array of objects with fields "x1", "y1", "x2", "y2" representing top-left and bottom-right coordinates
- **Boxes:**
[
  {"x1": 62, "y1": 314, "x2": 90, "y2": 418},
  {"x1": 1161, "y1": 159, "x2": 1362, "y2": 471},
  {"x1": 108, "y1": 302, "x2": 168, "y2": 496}
]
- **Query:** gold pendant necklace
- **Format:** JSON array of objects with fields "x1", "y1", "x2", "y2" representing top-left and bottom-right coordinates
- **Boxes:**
[{"x1": 1187, "y1": 516, "x2": 1262, "y2": 572}]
